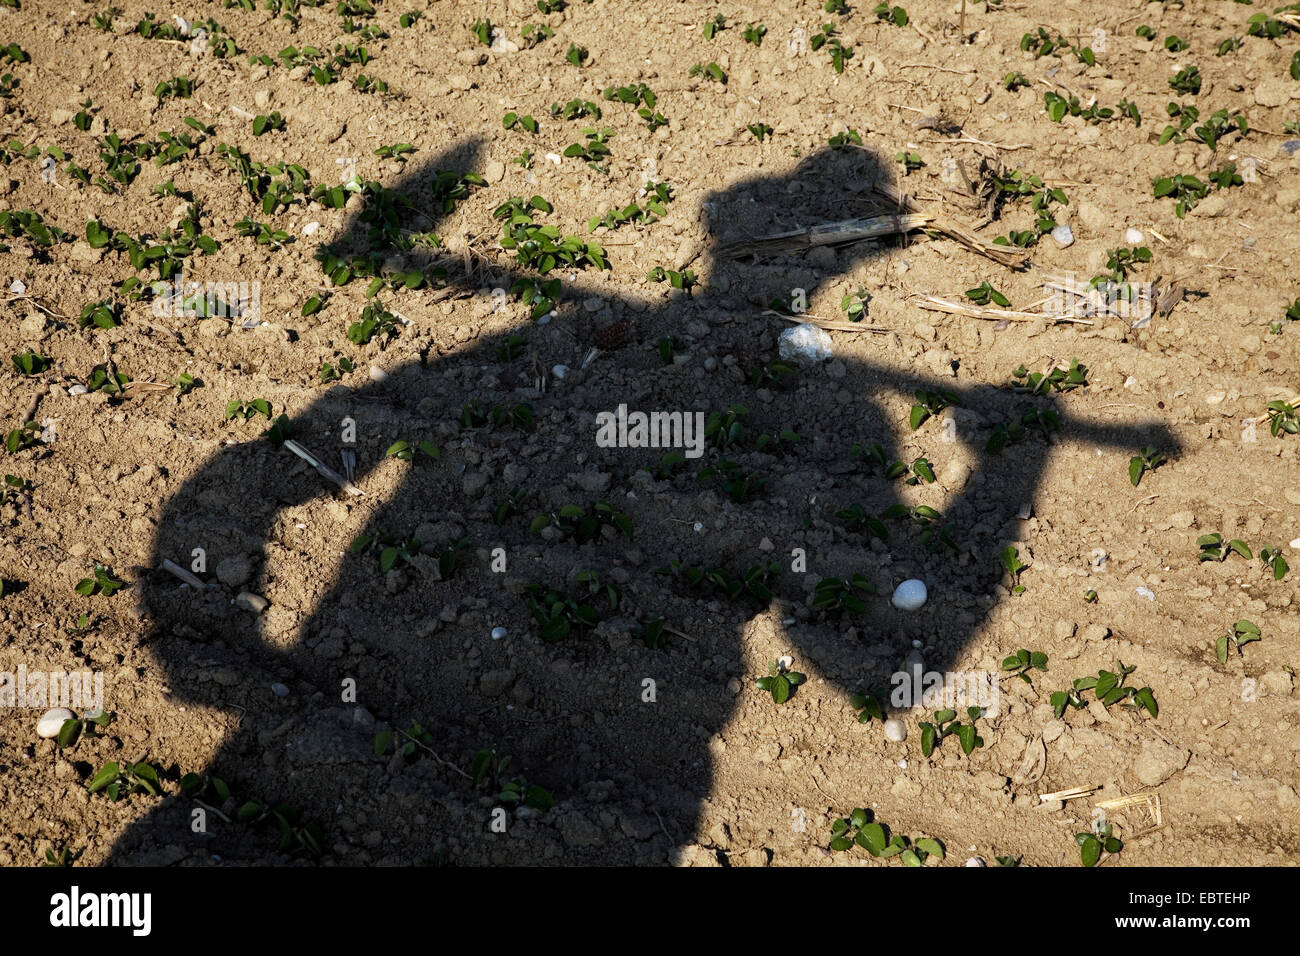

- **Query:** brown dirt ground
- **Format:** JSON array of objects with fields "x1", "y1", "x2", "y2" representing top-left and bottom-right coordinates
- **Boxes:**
[{"x1": 1, "y1": 0, "x2": 1299, "y2": 867}]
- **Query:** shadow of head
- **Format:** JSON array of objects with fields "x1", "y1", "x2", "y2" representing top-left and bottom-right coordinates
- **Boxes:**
[{"x1": 131, "y1": 138, "x2": 1180, "y2": 863}]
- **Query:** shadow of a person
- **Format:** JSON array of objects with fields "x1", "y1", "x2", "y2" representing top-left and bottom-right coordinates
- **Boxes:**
[{"x1": 114, "y1": 142, "x2": 1177, "y2": 865}]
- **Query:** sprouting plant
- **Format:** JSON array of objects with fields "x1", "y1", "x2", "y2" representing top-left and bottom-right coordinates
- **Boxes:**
[
  {"x1": 1076, "y1": 821, "x2": 1122, "y2": 867},
  {"x1": 966, "y1": 281, "x2": 1010, "y2": 307},
  {"x1": 470, "y1": 749, "x2": 553, "y2": 811},
  {"x1": 252, "y1": 111, "x2": 286, "y2": 136},
  {"x1": 1215, "y1": 619, "x2": 1261, "y2": 663},
  {"x1": 1196, "y1": 533, "x2": 1251, "y2": 563},
  {"x1": 742, "y1": 23, "x2": 767, "y2": 45},
  {"x1": 52, "y1": 710, "x2": 114, "y2": 749},
  {"x1": 88, "y1": 760, "x2": 161, "y2": 801},
  {"x1": 154, "y1": 76, "x2": 195, "y2": 100},
  {"x1": 696, "y1": 459, "x2": 767, "y2": 502},
  {"x1": 1260, "y1": 547, "x2": 1290, "y2": 580},
  {"x1": 348, "y1": 299, "x2": 400, "y2": 345},
  {"x1": 349, "y1": 531, "x2": 422, "y2": 573},
  {"x1": 529, "y1": 501, "x2": 632, "y2": 544},
  {"x1": 919, "y1": 707, "x2": 985, "y2": 757},
  {"x1": 1051, "y1": 661, "x2": 1157, "y2": 718},
  {"x1": 1266, "y1": 400, "x2": 1300, "y2": 437},
  {"x1": 828, "y1": 129, "x2": 863, "y2": 149},
  {"x1": 5, "y1": 421, "x2": 41, "y2": 454},
  {"x1": 10, "y1": 350, "x2": 50, "y2": 375},
  {"x1": 525, "y1": 581, "x2": 606, "y2": 640},
  {"x1": 1001, "y1": 648, "x2": 1048, "y2": 684},
  {"x1": 755, "y1": 658, "x2": 806, "y2": 704},
  {"x1": 810, "y1": 23, "x2": 853, "y2": 71},
  {"x1": 75, "y1": 564, "x2": 124, "y2": 597},
  {"x1": 1011, "y1": 359, "x2": 1089, "y2": 394},
  {"x1": 1004, "y1": 71, "x2": 1030, "y2": 91},
  {"x1": 839, "y1": 286, "x2": 870, "y2": 321},
  {"x1": 873, "y1": 3, "x2": 909, "y2": 26},
  {"x1": 1000, "y1": 546, "x2": 1028, "y2": 595},
  {"x1": 748, "y1": 122, "x2": 774, "y2": 142},
  {"x1": 703, "y1": 14, "x2": 726, "y2": 38},
  {"x1": 1128, "y1": 446, "x2": 1166, "y2": 486},
  {"x1": 850, "y1": 688, "x2": 886, "y2": 723},
  {"x1": 1169, "y1": 65, "x2": 1202, "y2": 95},
  {"x1": 688, "y1": 61, "x2": 727, "y2": 84},
  {"x1": 646, "y1": 266, "x2": 697, "y2": 293},
  {"x1": 502, "y1": 112, "x2": 539, "y2": 134},
  {"x1": 565, "y1": 43, "x2": 588, "y2": 67},
  {"x1": 1164, "y1": 34, "x2": 1189, "y2": 52},
  {"x1": 812, "y1": 574, "x2": 876, "y2": 617},
  {"x1": 318, "y1": 357, "x2": 354, "y2": 382},
  {"x1": 43, "y1": 847, "x2": 78, "y2": 867},
  {"x1": 226, "y1": 398, "x2": 272, "y2": 421},
  {"x1": 470, "y1": 18, "x2": 493, "y2": 45},
  {"x1": 385, "y1": 439, "x2": 440, "y2": 462},
  {"x1": 909, "y1": 389, "x2": 958, "y2": 430}
]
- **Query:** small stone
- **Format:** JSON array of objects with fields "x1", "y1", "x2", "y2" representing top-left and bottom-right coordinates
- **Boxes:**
[
  {"x1": 1049, "y1": 224, "x2": 1074, "y2": 247},
  {"x1": 883, "y1": 718, "x2": 907, "y2": 743},
  {"x1": 491, "y1": 626, "x2": 508, "y2": 640},
  {"x1": 965, "y1": 857, "x2": 986, "y2": 867},
  {"x1": 891, "y1": 579, "x2": 927, "y2": 611},
  {"x1": 37, "y1": 708, "x2": 76, "y2": 739},
  {"x1": 1124, "y1": 228, "x2": 1145, "y2": 245},
  {"x1": 215, "y1": 554, "x2": 252, "y2": 588},
  {"x1": 1133, "y1": 739, "x2": 1190, "y2": 786},
  {"x1": 271, "y1": 682, "x2": 290, "y2": 697},
  {"x1": 234, "y1": 592, "x2": 269, "y2": 614}
]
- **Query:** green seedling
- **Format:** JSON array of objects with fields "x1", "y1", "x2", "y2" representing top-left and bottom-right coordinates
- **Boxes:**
[
  {"x1": 470, "y1": 749, "x2": 553, "y2": 811},
  {"x1": 1001, "y1": 546, "x2": 1028, "y2": 594},
  {"x1": 919, "y1": 707, "x2": 985, "y2": 757},
  {"x1": 839, "y1": 285, "x2": 870, "y2": 321},
  {"x1": 1085, "y1": 589, "x2": 1099, "y2": 603},
  {"x1": 565, "y1": 43, "x2": 588, "y2": 66},
  {"x1": 755, "y1": 659, "x2": 806, "y2": 704},
  {"x1": 966, "y1": 281, "x2": 1010, "y2": 307},
  {"x1": 1011, "y1": 359, "x2": 1089, "y2": 394},
  {"x1": 525, "y1": 581, "x2": 607, "y2": 640},
  {"x1": 850, "y1": 689, "x2": 887, "y2": 723},
  {"x1": 75, "y1": 564, "x2": 124, "y2": 597},
  {"x1": 637, "y1": 615, "x2": 669, "y2": 650},
  {"x1": 234, "y1": 217, "x2": 292, "y2": 248},
  {"x1": 646, "y1": 266, "x2": 696, "y2": 293},
  {"x1": 349, "y1": 532, "x2": 421, "y2": 573},
  {"x1": 1077, "y1": 821, "x2": 1122, "y2": 867},
  {"x1": 696, "y1": 459, "x2": 767, "y2": 502},
  {"x1": 252, "y1": 112, "x2": 286, "y2": 136},
  {"x1": 574, "y1": 569, "x2": 622, "y2": 610},
  {"x1": 894, "y1": 151, "x2": 923, "y2": 173},
  {"x1": 1051, "y1": 661, "x2": 1157, "y2": 717},
  {"x1": 11, "y1": 350, "x2": 50, "y2": 375},
  {"x1": 347, "y1": 300, "x2": 400, "y2": 345},
  {"x1": 689, "y1": 61, "x2": 727, "y2": 84},
  {"x1": 834, "y1": 503, "x2": 890, "y2": 541},
  {"x1": 503, "y1": 112, "x2": 539, "y2": 134},
  {"x1": 318, "y1": 357, "x2": 354, "y2": 382},
  {"x1": 812, "y1": 574, "x2": 876, "y2": 618},
  {"x1": 1169, "y1": 65, "x2": 1202, "y2": 95},
  {"x1": 1002, "y1": 648, "x2": 1048, "y2": 684},
  {"x1": 1136, "y1": 25, "x2": 1155, "y2": 39},
  {"x1": 551, "y1": 98, "x2": 601, "y2": 120},
  {"x1": 470, "y1": 18, "x2": 493, "y2": 45},
  {"x1": 399, "y1": 10, "x2": 421, "y2": 27},
  {"x1": 520, "y1": 23, "x2": 554, "y2": 47},
  {"x1": 529, "y1": 501, "x2": 632, "y2": 544},
  {"x1": 828, "y1": 129, "x2": 863, "y2": 149},
  {"x1": 874, "y1": 3, "x2": 909, "y2": 25},
  {"x1": 1216, "y1": 619, "x2": 1261, "y2": 663},
  {"x1": 1266, "y1": 401, "x2": 1299, "y2": 437},
  {"x1": 226, "y1": 398, "x2": 272, "y2": 421},
  {"x1": 1128, "y1": 446, "x2": 1166, "y2": 486},
  {"x1": 703, "y1": 14, "x2": 726, "y2": 38},
  {"x1": 1164, "y1": 34, "x2": 1189, "y2": 52},
  {"x1": 748, "y1": 122, "x2": 773, "y2": 142},
  {"x1": 5, "y1": 421, "x2": 41, "y2": 454},
  {"x1": 742, "y1": 23, "x2": 767, "y2": 45},
  {"x1": 909, "y1": 389, "x2": 958, "y2": 430},
  {"x1": 1196, "y1": 532, "x2": 1251, "y2": 562},
  {"x1": 810, "y1": 23, "x2": 853, "y2": 72},
  {"x1": 384, "y1": 439, "x2": 440, "y2": 462},
  {"x1": 1209, "y1": 162, "x2": 1244, "y2": 190},
  {"x1": 43, "y1": 847, "x2": 78, "y2": 867},
  {"x1": 1260, "y1": 547, "x2": 1289, "y2": 580},
  {"x1": 53, "y1": 710, "x2": 114, "y2": 750},
  {"x1": 374, "y1": 142, "x2": 416, "y2": 162},
  {"x1": 88, "y1": 760, "x2": 160, "y2": 801},
  {"x1": 1004, "y1": 71, "x2": 1030, "y2": 91}
]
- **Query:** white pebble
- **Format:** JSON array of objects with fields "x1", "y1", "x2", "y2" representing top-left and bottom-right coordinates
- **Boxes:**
[
  {"x1": 9, "y1": 279, "x2": 25, "y2": 295},
  {"x1": 897, "y1": 759, "x2": 908, "y2": 769},
  {"x1": 302, "y1": 221, "x2": 321, "y2": 236},
  {"x1": 1049, "y1": 224, "x2": 1074, "y2": 248},
  {"x1": 884, "y1": 718, "x2": 907, "y2": 743},
  {"x1": 1289, "y1": 538, "x2": 1300, "y2": 550},
  {"x1": 271, "y1": 682, "x2": 290, "y2": 697},
  {"x1": 1125, "y1": 227, "x2": 1145, "y2": 245},
  {"x1": 551, "y1": 364, "x2": 569, "y2": 380},
  {"x1": 1135, "y1": 586, "x2": 1155, "y2": 601},
  {"x1": 36, "y1": 708, "x2": 76, "y2": 739},
  {"x1": 368, "y1": 365, "x2": 389, "y2": 383},
  {"x1": 965, "y1": 856, "x2": 987, "y2": 867},
  {"x1": 491, "y1": 626, "x2": 508, "y2": 640},
  {"x1": 891, "y1": 579, "x2": 927, "y2": 611}
]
